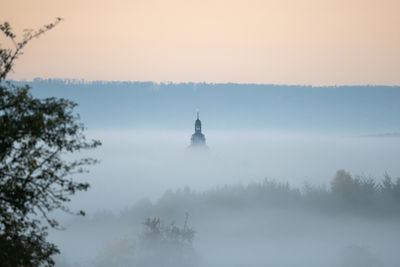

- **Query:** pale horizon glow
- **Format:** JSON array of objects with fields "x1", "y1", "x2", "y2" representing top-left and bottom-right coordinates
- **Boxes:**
[{"x1": 2, "y1": 0, "x2": 400, "y2": 85}]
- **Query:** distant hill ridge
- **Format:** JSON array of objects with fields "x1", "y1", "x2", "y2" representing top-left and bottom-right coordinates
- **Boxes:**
[
  {"x1": 10, "y1": 78, "x2": 399, "y2": 87},
  {"x1": 9, "y1": 79, "x2": 400, "y2": 133}
]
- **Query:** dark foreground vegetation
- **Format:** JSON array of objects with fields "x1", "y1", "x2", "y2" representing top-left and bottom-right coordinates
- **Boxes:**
[{"x1": 1, "y1": 21, "x2": 99, "y2": 266}]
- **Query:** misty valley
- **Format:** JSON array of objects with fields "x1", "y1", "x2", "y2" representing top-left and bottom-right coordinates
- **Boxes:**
[
  {"x1": 4, "y1": 80, "x2": 400, "y2": 266},
  {"x1": 35, "y1": 84, "x2": 400, "y2": 267},
  {"x1": 2, "y1": 3, "x2": 400, "y2": 266},
  {"x1": 52, "y1": 166, "x2": 400, "y2": 267}
]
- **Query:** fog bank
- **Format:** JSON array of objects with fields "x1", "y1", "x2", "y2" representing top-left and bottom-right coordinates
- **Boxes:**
[{"x1": 69, "y1": 129, "x2": 400, "y2": 213}]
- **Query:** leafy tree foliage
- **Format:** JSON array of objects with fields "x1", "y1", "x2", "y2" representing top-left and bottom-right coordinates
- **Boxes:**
[
  {"x1": 0, "y1": 18, "x2": 62, "y2": 81},
  {"x1": 0, "y1": 20, "x2": 100, "y2": 266}
]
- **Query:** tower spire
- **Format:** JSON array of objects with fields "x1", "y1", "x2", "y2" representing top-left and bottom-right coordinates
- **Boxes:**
[{"x1": 189, "y1": 109, "x2": 206, "y2": 148}]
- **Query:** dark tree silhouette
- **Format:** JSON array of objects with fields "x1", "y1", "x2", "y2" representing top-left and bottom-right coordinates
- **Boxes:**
[{"x1": 0, "y1": 19, "x2": 100, "y2": 266}]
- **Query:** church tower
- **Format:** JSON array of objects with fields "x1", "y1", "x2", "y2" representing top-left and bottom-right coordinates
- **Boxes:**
[{"x1": 189, "y1": 111, "x2": 207, "y2": 148}]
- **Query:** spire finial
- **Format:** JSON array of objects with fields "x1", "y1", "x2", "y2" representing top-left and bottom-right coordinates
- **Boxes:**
[{"x1": 196, "y1": 108, "x2": 199, "y2": 119}]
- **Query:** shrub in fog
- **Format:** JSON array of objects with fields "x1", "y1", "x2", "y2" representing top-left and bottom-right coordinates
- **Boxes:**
[
  {"x1": 136, "y1": 215, "x2": 198, "y2": 267},
  {"x1": 93, "y1": 215, "x2": 197, "y2": 267}
]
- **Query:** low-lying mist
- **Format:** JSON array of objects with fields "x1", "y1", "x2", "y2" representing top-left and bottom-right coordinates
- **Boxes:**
[
  {"x1": 70, "y1": 129, "x2": 400, "y2": 212},
  {"x1": 49, "y1": 129, "x2": 400, "y2": 266}
]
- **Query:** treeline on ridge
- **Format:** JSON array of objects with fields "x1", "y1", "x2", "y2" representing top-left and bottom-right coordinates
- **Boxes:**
[{"x1": 117, "y1": 170, "x2": 400, "y2": 223}]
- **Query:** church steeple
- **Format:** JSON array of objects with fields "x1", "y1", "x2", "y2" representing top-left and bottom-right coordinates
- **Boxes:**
[
  {"x1": 189, "y1": 110, "x2": 207, "y2": 148},
  {"x1": 195, "y1": 111, "x2": 202, "y2": 133}
]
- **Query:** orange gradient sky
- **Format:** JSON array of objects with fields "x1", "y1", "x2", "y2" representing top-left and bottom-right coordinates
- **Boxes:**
[{"x1": 1, "y1": 0, "x2": 400, "y2": 85}]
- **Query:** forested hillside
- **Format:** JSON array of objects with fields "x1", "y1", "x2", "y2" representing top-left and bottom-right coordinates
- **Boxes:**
[{"x1": 11, "y1": 79, "x2": 400, "y2": 133}]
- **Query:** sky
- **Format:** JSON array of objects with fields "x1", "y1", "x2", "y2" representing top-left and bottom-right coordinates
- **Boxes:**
[{"x1": 1, "y1": 0, "x2": 400, "y2": 85}]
